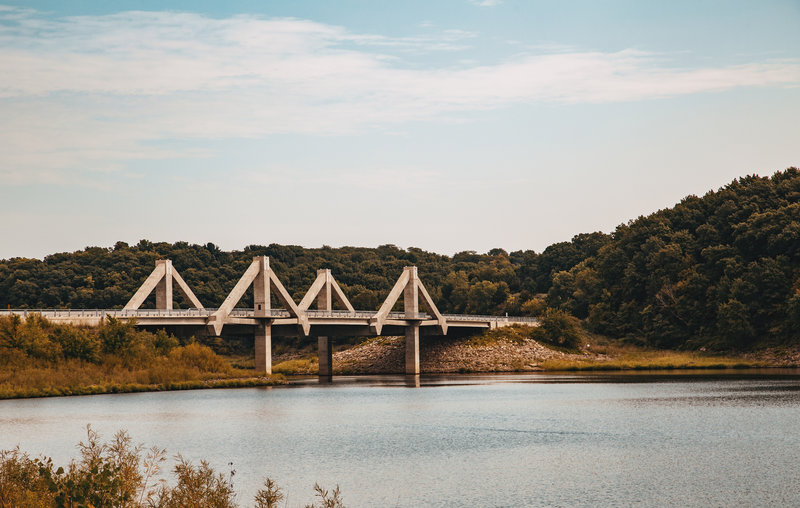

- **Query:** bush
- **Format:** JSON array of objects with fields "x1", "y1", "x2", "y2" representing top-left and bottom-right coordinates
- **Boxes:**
[
  {"x1": 169, "y1": 343, "x2": 230, "y2": 373},
  {"x1": 534, "y1": 308, "x2": 583, "y2": 349},
  {"x1": 52, "y1": 326, "x2": 101, "y2": 362},
  {"x1": 153, "y1": 456, "x2": 236, "y2": 508},
  {"x1": 0, "y1": 429, "x2": 343, "y2": 508},
  {"x1": 99, "y1": 317, "x2": 140, "y2": 355}
]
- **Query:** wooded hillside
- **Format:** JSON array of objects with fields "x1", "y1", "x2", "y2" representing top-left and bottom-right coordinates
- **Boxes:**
[{"x1": 3, "y1": 167, "x2": 799, "y2": 350}]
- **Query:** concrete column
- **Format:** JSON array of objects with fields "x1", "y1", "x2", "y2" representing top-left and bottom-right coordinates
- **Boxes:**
[
  {"x1": 405, "y1": 325, "x2": 420, "y2": 375},
  {"x1": 318, "y1": 336, "x2": 333, "y2": 377},
  {"x1": 255, "y1": 322, "x2": 272, "y2": 374},
  {"x1": 317, "y1": 269, "x2": 333, "y2": 378},
  {"x1": 404, "y1": 266, "x2": 418, "y2": 318},
  {"x1": 254, "y1": 256, "x2": 270, "y2": 318},
  {"x1": 156, "y1": 260, "x2": 173, "y2": 310},
  {"x1": 317, "y1": 269, "x2": 331, "y2": 311}
]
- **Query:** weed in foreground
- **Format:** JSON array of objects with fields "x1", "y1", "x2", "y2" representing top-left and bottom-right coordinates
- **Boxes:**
[{"x1": 0, "y1": 426, "x2": 347, "y2": 508}]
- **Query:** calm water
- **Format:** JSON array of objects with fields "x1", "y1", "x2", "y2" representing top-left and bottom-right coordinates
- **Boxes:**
[{"x1": 2, "y1": 371, "x2": 800, "y2": 507}]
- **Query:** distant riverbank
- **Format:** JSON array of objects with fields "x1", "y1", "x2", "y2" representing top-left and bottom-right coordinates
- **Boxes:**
[
  {"x1": 2, "y1": 315, "x2": 789, "y2": 400},
  {"x1": 273, "y1": 327, "x2": 771, "y2": 376}
]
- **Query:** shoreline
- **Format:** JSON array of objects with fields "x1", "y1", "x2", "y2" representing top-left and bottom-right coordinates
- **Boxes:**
[{"x1": 3, "y1": 364, "x2": 800, "y2": 401}]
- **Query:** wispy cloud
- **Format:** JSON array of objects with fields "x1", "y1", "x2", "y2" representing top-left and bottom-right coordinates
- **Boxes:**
[
  {"x1": 469, "y1": 0, "x2": 503, "y2": 6},
  {"x1": 1, "y1": 6, "x2": 798, "y2": 184}
]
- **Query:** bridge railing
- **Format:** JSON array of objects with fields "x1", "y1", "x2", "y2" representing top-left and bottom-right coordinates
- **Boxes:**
[
  {"x1": 443, "y1": 313, "x2": 538, "y2": 323},
  {"x1": 0, "y1": 308, "x2": 539, "y2": 324}
]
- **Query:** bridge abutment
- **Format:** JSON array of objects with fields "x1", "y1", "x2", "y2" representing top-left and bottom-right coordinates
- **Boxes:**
[{"x1": 255, "y1": 322, "x2": 272, "y2": 374}]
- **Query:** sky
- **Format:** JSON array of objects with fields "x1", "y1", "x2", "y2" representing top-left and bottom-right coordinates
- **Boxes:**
[{"x1": 1, "y1": 0, "x2": 798, "y2": 260}]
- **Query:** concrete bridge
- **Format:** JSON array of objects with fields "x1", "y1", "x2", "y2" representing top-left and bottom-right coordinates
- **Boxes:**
[{"x1": 1, "y1": 257, "x2": 537, "y2": 376}]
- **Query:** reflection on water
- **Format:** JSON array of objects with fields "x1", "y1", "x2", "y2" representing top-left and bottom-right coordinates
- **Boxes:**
[{"x1": 2, "y1": 371, "x2": 800, "y2": 507}]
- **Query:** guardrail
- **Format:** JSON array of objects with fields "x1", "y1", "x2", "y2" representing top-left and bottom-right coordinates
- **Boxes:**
[{"x1": 0, "y1": 309, "x2": 538, "y2": 324}]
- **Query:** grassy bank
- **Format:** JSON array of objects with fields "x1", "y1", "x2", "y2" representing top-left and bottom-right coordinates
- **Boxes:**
[
  {"x1": 0, "y1": 426, "x2": 345, "y2": 507},
  {"x1": 0, "y1": 315, "x2": 283, "y2": 399},
  {"x1": 540, "y1": 350, "x2": 758, "y2": 371}
]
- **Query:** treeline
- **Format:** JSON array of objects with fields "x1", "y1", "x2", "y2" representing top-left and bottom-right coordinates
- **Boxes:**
[
  {"x1": 547, "y1": 168, "x2": 800, "y2": 349},
  {"x1": 2, "y1": 167, "x2": 799, "y2": 350},
  {"x1": 0, "y1": 234, "x2": 605, "y2": 316}
]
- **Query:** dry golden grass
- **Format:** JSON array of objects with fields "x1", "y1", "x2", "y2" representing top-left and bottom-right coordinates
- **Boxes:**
[
  {"x1": 541, "y1": 350, "x2": 758, "y2": 371},
  {"x1": 0, "y1": 356, "x2": 285, "y2": 399},
  {"x1": 272, "y1": 357, "x2": 317, "y2": 375},
  {"x1": 0, "y1": 316, "x2": 286, "y2": 399}
]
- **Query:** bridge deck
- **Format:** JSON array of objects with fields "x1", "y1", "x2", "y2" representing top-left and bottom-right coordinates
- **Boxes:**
[{"x1": 0, "y1": 309, "x2": 537, "y2": 334}]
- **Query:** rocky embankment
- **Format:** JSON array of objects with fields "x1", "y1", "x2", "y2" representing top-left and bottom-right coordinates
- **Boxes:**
[{"x1": 324, "y1": 335, "x2": 598, "y2": 374}]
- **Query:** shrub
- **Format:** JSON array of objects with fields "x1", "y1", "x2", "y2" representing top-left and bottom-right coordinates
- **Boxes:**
[
  {"x1": 0, "y1": 430, "x2": 339, "y2": 508},
  {"x1": 99, "y1": 317, "x2": 140, "y2": 355},
  {"x1": 534, "y1": 308, "x2": 583, "y2": 349},
  {"x1": 254, "y1": 478, "x2": 284, "y2": 508},
  {"x1": 52, "y1": 326, "x2": 101, "y2": 363},
  {"x1": 153, "y1": 330, "x2": 179, "y2": 355},
  {"x1": 153, "y1": 456, "x2": 236, "y2": 508},
  {"x1": 169, "y1": 343, "x2": 230, "y2": 373}
]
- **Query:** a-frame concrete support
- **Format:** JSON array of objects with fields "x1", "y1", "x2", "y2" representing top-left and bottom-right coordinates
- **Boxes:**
[
  {"x1": 206, "y1": 256, "x2": 307, "y2": 374},
  {"x1": 124, "y1": 259, "x2": 204, "y2": 310},
  {"x1": 299, "y1": 269, "x2": 355, "y2": 378},
  {"x1": 370, "y1": 266, "x2": 448, "y2": 375},
  {"x1": 206, "y1": 256, "x2": 307, "y2": 336}
]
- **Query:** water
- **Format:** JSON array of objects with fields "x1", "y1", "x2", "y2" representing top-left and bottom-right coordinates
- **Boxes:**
[{"x1": 2, "y1": 371, "x2": 800, "y2": 507}]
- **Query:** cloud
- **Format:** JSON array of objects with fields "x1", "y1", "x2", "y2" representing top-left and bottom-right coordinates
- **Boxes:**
[
  {"x1": 1, "y1": 6, "x2": 798, "y2": 184},
  {"x1": 469, "y1": 0, "x2": 503, "y2": 6}
]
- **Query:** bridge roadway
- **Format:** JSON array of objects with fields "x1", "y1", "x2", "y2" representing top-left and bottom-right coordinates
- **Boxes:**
[
  {"x1": 1, "y1": 256, "x2": 539, "y2": 376},
  {"x1": 0, "y1": 308, "x2": 536, "y2": 334}
]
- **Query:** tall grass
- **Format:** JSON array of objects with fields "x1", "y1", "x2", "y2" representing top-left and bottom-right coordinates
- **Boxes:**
[
  {"x1": 273, "y1": 357, "x2": 317, "y2": 375},
  {"x1": 541, "y1": 350, "x2": 758, "y2": 371},
  {"x1": 0, "y1": 315, "x2": 283, "y2": 399}
]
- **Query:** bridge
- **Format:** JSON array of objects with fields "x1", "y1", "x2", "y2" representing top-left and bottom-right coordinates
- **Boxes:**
[{"x1": 1, "y1": 257, "x2": 537, "y2": 376}]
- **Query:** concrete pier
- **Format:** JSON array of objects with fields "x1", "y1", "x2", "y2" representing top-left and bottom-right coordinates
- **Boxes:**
[
  {"x1": 316, "y1": 269, "x2": 334, "y2": 378},
  {"x1": 404, "y1": 266, "x2": 421, "y2": 375},
  {"x1": 318, "y1": 336, "x2": 333, "y2": 377},
  {"x1": 255, "y1": 322, "x2": 272, "y2": 374},
  {"x1": 405, "y1": 325, "x2": 420, "y2": 375}
]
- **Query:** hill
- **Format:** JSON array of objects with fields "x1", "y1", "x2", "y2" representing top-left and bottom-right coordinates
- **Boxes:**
[
  {"x1": 547, "y1": 168, "x2": 800, "y2": 350},
  {"x1": 2, "y1": 167, "x2": 799, "y2": 351}
]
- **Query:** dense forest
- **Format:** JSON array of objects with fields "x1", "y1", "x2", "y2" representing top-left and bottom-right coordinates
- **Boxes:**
[{"x1": 2, "y1": 168, "x2": 799, "y2": 351}]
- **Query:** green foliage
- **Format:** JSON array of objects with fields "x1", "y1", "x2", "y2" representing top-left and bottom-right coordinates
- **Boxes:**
[
  {"x1": 548, "y1": 168, "x2": 800, "y2": 350},
  {"x1": 533, "y1": 308, "x2": 583, "y2": 349},
  {"x1": 99, "y1": 317, "x2": 140, "y2": 355},
  {"x1": 0, "y1": 233, "x2": 598, "y2": 321}
]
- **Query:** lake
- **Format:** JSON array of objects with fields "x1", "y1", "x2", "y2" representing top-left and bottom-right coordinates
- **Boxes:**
[{"x1": 2, "y1": 370, "x2": 800, "y2": 507}]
